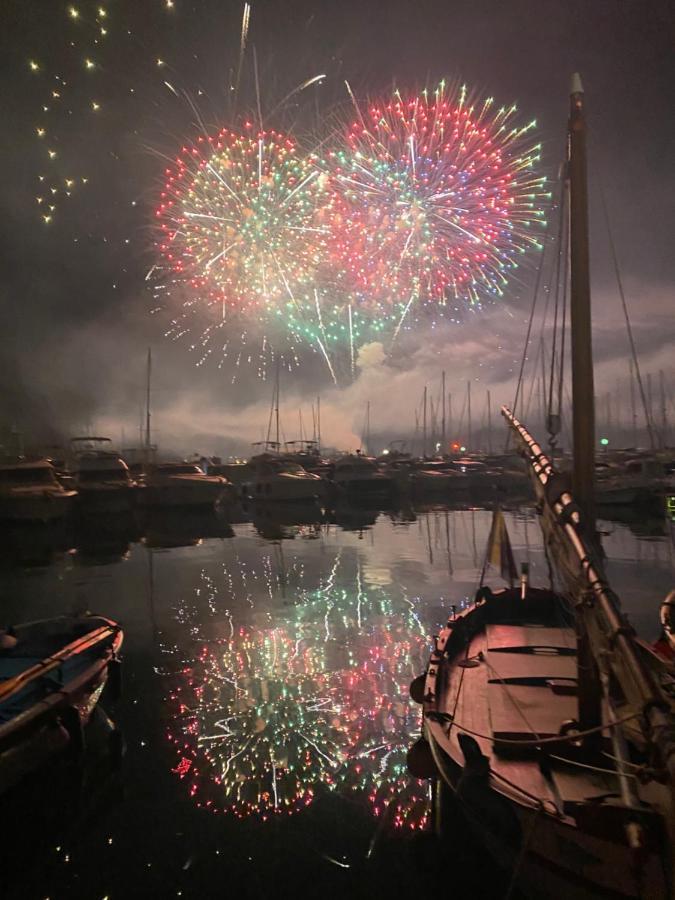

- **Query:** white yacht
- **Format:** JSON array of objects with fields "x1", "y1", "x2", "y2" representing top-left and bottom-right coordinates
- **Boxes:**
[
  {"x1": 139, "y1": 462, "x2": 231, "y2": 509},
  {"x1": 71, "y1": 452, "x2": 137, "y2": 512},
  {"x1": 330, "y1": 453, "x2": 394, "y2": 497},
  {"x1": 0, "y1": 458, "x2": 77, "y2": 521},
  {"x1": 240, "y1": 453, "x2": 325, "y2": 502}
]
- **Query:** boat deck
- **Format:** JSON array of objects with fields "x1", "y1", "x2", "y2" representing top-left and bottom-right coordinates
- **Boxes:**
[{"x1": 436, "y1": 621, "x2": 617, "y2": 813}]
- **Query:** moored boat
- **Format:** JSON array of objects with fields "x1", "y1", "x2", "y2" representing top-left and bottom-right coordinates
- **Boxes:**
[
  {"x1": 70, "y1": 442, "x2": 137, "y2": 514},
  {"x1": 239, "y1": 453, "x2": 325, "y2": 502},
  {"x1": 138, "y1": 462, "x2": 232, "y2": 509},
  {"x1": 0, "y1": 615, "x2": 123, "y2": 794},
  {"x1": 330, "y1": 453, "x2": 395, "y2": 499},
  {"x1": 0, "y1": 458, "x2": 77, "y2": 522}
]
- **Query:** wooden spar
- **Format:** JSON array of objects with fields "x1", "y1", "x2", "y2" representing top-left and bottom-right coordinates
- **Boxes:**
[
  {"x1": 467, "y1": 380, "x2": 472, "y2": 450},
  {"x1": 569, "y1": 74, "x2": 596, "y2": 528},
  {"x1": 569, "y1": 75, "x2": 602, "y2": 742},
  {"x1": 502, "y1": 404, "x2": 675, "y2": 885}
]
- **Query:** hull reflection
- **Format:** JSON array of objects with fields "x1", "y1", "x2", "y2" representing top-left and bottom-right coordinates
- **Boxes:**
[{"x1": 140, "y1": 507, "x2": 235, "y2": 549}]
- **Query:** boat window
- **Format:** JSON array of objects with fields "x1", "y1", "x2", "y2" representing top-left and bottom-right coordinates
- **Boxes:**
[
  {"x1": 78, "y1": 469, "x2": 129, "y2": 483},
  {"x1": 0, "y1": 467, "x2": 55, "y2": 485}
]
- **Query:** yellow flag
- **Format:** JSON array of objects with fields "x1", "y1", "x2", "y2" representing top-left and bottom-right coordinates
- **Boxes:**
[{"x1": 486, "y1": 508, "x2": 518, "y2": 588}]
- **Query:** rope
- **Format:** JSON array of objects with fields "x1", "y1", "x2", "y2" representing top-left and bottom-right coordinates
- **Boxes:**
[
  {"x1": 547, "y1": 174, "x2": 567, "y2": 437},
  {"x1": 506, "y1": 193, "x2": 556, "y2": 450},
  {"x1": 548, "y1": 753, "x2": 639, "y2": 780},
  {"x1": 598, "y1": 178, "x2": 656, "y2": 450},
  {"x1": 434, "y1": 707, "x2": 640, "y2": 747}
]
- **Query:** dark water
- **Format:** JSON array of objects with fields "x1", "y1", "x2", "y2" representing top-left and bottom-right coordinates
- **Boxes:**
[{"x1": 1, "y1": 501, "x2": 673, "y2": 900}]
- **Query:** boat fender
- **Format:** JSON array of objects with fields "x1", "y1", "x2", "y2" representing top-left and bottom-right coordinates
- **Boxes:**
[
  {"x1": 457, "y1": 733, "x2": 490, "y2": 779},
  {"x1": 474, "y1": 586, "x2": 494, "y2": 605},
  {"x1": 660, "y1": 591, "x2": 675, "y2": 637},
  {"x1": 406, "y1": 737, "x2": 437, "y2": 779},
  {"x1": 558, "y1": 719, "x2": 583, "y2": 747},
  {"x1": 409, "y1": 674, "x2": 427, "y2": 704}
]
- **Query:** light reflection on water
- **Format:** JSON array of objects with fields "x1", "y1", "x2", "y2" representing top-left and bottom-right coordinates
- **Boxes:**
[{"x1": 0, "y1": 502, "x2": 673, "y2": 898}]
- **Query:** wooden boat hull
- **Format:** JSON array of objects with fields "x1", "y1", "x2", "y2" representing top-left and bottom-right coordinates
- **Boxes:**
[
  {"x1": 420, "y1": 587, "x2": 669, "y2": 899},
  {"x1": 0, "y1": 616, "x2": 123, "y2": 795},
  {"x1": 428, "y1": 735, "x2": 667, "y2": 899}
]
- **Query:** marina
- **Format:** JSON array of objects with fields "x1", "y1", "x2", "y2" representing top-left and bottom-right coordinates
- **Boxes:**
[
  {"x1": 3, "y1": 0, "x2": 675, "y2": 896},
  {"x1": 0, "y1": 498, "x2": 673, "y2": 899}
]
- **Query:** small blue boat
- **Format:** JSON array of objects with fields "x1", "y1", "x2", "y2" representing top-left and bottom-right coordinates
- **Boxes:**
[{"x1": 0, "y1": 615, "x2": 123, "y2": 793}]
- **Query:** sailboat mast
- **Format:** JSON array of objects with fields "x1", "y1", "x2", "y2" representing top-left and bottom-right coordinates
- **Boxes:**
[
  {"x1": 422, "y1": 386, "x2": 428, "y2": 458},
  {"x1": 145, "y1": 348, "x2": 152, "y2": 450},
  {"x1": 487, "y1": 390, "x2": 492, "y2": 455},
  {"x1": 629, "y1": 357, "x2": 637, "y2": 446},
  {"x1": 569, "y1": 75, "x2": 596, "y2": 527},
  {"x1": 317, "y1": 395, "x2": 321, "y2": 455},
  {"x1": 441, "y1": 370, "x2": 447, "y2": 451},
  {"x1": 366, "y1": 400, "x2": 371, "y2": 456},
  {"x1": 275, "y1": 359, "x2": 280, "y2": 449},
  {"x1": 467, "y1": 380, "x2": 472, "y2": 451},
  {"x1": 660, "y1": 370, "x2": 668, "y2": 448}
]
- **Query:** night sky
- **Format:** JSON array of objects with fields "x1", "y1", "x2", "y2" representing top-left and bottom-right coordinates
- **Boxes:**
[{"x1": 2, "y1": 0, "x2": 674, "y2": 454}]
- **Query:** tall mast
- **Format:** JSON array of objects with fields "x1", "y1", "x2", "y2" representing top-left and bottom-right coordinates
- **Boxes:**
[
  {"x1": 629, "y1": 357, "x2": 637, "y2": 446},
  {"x1": 145, "y1": 347, "x2": 152, "y2": 454},
  {"x1": 366, "y1": 400, "x2": 371, "y2": 456},
  {"x1": 467, "y1": 380, "x2": 472, "y2": 451},
  {"x1": 275, "y1": 359, "x2": 280, "y2": 449},
  {"x1": 569, "y1": 74, "x2": 596, "y2": 527},
  {"x1": 487, "y1": 390, "x2": 492, "y2": 455},
  {"x1": 317, "y1": 396, "x2": 321, "y2": 455},
  {"x1": 660, "y1": 369, "x2": 668, "y2": 448},
  {"x1": 422, "y1": 386, "x2": 428, "y2": 458},
  {"x1": 441, "y1": 370, "x2": 447, "y2": 451},
  {"x1": 448, "y1": 393, "x2": 452, "y2": 449}
]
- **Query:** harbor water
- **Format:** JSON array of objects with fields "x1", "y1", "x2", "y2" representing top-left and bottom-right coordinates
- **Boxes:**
[{"x1": 1, "y1": 500, "x2": 673, "y2": 899}]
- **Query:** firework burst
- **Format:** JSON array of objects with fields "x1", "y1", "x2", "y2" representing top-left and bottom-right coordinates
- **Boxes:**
[
  {"x1": 328, "y1": 81, "x2": 548, "y2": 335},
  {"x1": 153, "y1": 124, "x2": 381, "y2": 379}
]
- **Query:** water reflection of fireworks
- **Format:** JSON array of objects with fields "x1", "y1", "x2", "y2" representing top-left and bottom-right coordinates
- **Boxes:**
[
  {"x1": 166, "y1": 555, "x2": 432, "y2": 828},
  {"x1": 167, "y1": 628, "x2": 352, "y2": 819}
]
